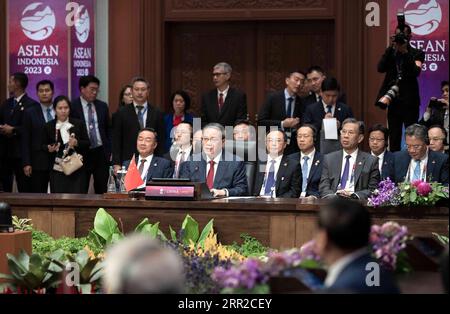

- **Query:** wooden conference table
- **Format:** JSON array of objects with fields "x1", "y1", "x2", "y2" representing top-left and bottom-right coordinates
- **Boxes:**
[{"x1": 1, "y1": 193, "x2": 448, "y2": 250}]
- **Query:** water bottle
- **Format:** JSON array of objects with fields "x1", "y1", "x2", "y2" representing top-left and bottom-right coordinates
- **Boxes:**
[
  {"x1": 107, "y1": 166, "x2": 117, "y2": 193},
  {"x1": 118, "y1": 166, "x2": 127, "y2": 193}
]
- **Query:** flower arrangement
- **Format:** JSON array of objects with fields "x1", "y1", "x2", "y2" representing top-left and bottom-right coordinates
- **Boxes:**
[
  {"x1": 370, "y1": 222, "x2": 410, "y2": 272},
  {"x1": 212, "y1": 247, "x2": 321, "y2": 293},
  {"x1": 368, "y1": 178, "x2": 448, "y2": 208}
]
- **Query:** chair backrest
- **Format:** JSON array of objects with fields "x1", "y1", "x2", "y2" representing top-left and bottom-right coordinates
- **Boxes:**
[{"x1": 244, "y1": 161, "x2": 256, "y2": 195}]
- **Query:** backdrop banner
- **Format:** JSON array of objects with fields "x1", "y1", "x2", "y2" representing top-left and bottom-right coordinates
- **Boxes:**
[
  {"x1": 8, "y1": 0, "x2": 69, "y2": 100},
  {"x1": 70, "y1": 0, "x2": 95, "y2": 99}
]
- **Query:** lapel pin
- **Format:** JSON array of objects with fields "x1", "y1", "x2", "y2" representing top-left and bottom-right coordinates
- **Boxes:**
[
  {"x1": 338, "y1": 107, "x2": 341, "y2": 111},
  {"x1": 281, "y1": 177, "x2": 285, "y2": 181},
  {"x1": 358, "y1": 162, "x2": 362, "y2": 166},
  {"x1": 154, "y1": 163, "x2": 157, "y2": 167},
  {"x1": 432, "y1": 160, "x2": 436, "y2": 164},
  {"x1": 283, "y1": 162, "x2": 288, "y2": 167}
]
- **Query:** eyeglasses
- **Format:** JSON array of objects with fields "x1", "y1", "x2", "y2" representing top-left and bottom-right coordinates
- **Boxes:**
[
  {"x1": 267, "y1": 139, "x2": 284, "y2": 143},
  {"x1": 202, "y1": 137, "x2": 221, "y2": 143},
  {"x1": 340, "y1": 130, "x2": 357, "y2": 136},
  {"x1": 213, "y1": 72, "x2": 228, "y2": 77},
  {"x1": 405, "y1": 144, "x2": 424, "y2": 151},
  {"x1": 369, "y1": 137, "x2": 385, "y2": 143}
]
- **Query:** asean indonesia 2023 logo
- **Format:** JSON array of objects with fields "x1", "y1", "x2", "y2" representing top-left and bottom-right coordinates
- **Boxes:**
[
  {"x1": 74, "y1": 5, "x2": 90, "y2": 43},
  {"x1": 20, "y1": 2, "x2": 56, "y2": 41},
  {"x1": 404, "y1": 0, "x2": 442, "y2": 36}
]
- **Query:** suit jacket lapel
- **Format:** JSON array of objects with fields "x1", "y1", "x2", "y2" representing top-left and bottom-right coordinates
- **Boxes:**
[
  {"x1": 210, "y1": 91, "x2": 219, "y2": 120},
  {"x1": 308, "y1": 152, "x2": 320, "y2": 183},
  {"x1": 77, "y1": 100, "x2": 86, "y2": 124},
  {"x1": 353, "y1": 152, "x2": 365, "y2": 187},
  {"x1": 426, "y1": 154, "x2": 436, "y2": 182},
  {"x1": 214, "y1": 159, "x2": 227, "y2": 187},
  {"x1": 333, "y1": 151, "x2": 343, "y2": 188},
  {"x1": 146, "y1": 157, "x2": 157, "y2": 180},
  {"x1": 127, "y1": 104, "x2": 140, "y2": 126},
  {"x1": 276, "y1": 157, "x2": 289, "y2": 191}
]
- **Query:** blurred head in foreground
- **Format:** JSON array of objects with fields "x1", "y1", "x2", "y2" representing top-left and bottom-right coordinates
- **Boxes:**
[{"x1": 103, "y1": 234, "x2": 185, "y2": 294}]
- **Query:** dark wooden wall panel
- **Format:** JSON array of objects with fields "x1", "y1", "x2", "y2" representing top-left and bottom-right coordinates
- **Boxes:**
[
  {"x1": 164, "y1": 0, "x2": 335, "y2": 21},
  {"x1": 108, "y1": 0, "x2": 144, "y2": 111},
  {"x1": 168, "y1": 21, "x2": 334, "y2": 122}
]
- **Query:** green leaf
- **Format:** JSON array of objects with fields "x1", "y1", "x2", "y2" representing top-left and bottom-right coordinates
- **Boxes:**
[
  {"x1": 169, "y1": 226, "x2": 177, "y2": 241},
  {"x1": 298, "y1": 259, "x2": 322, "y2": 269},
  {"x1": 75, "y1": 250, "x2": 90, "y2": 269},
  {"x1": 149, "y1": 222, "x2": 160, "y2": 238},
  {"x1": 157, "y1": 229, "x2": 167, "y2": 241},
  {"x1": 197, "y1": 219, "x2": 214, "y2": 249},
  {"x1": 410, "y1": 190, "x2": 417, "y2": 202},
  {"x1": 134, "y1": 218, "x2": 150, "y2": 233},
  {"x1": 181, "y1": 215, "x2": 199, "y2": 245},
  {"x1": 111, "y1": 232, "x2": 123, "y2": 244},
  {"x1": 79, "y1": 283, "x2": 92, "y2": 294},
  {"x1": 93, "y1": 208, "x2": 119, "y2": 242}
]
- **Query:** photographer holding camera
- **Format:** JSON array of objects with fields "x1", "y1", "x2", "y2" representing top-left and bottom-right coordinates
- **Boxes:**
[
  {"x1": 376, "y1": 15, "x2": 425, "y2": 152},
  {"x1": 420, "y1": 80, "x2": 449, "y2": 146}
]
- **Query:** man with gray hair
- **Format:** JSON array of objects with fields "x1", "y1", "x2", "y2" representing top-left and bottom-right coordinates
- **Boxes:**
[
  {"x1": 102, "y1": 234, "x2": 185, "y2": 294},
  {"x1": 201, "y1": 62, "x2": 247, "y2": 128},
  {"x1": 392, "y1": 124, "x2": 448, "y2": 184},
  {"x1": 319, "y1": 118, "x2": 380, "y2": 200}
]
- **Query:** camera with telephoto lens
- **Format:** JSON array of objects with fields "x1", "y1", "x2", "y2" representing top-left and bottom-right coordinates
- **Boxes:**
[
  {"x1": 376, "y1": 85, "x2": 400, "y2": 109},
  {"x1": 392, "y1": 11, "x2": 408, "y2": 45}
]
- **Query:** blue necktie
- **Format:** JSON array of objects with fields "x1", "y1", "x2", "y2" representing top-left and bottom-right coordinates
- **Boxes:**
[
  {"x1": 301, "y1": 156, "x2": 310, "y2": 192},
  {"x1": 412, "y1": 160, "x2": 421, "y2": 181},
  {"x1": 87, "y1": 103, "x2": 98, "y2": 148},
  {"x1": 13, "y1": 99, "x2": 18, "y2": 108},
  {"x1": 326, "y1": 105, "x2": 332, "y2": 114},
  {"x1": 286, "y1": 97, "x2": 294, "y2": 118},
  {"x1": 340, "y1": 155, "x2": 351, "y2": 189},
  {"x1": 46, "y1": 108, "x2": 53, "y2": 123},
  {"x1": 137, "y1": 105, "x2": 145, "y2": 129},
  {"x1": 264, "y1": 160, "x2": 276, "y2": 195}
]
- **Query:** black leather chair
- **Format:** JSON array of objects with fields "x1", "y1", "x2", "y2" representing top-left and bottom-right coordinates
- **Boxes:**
[{"x1": 225, "y1": 140, "x2": 257, "y2": 195}]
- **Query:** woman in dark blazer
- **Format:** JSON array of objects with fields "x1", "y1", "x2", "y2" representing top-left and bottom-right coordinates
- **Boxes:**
[
  {"x1": 42, "y1": 96, "x2": 90, "y2": 193},
  {"x1": 163, "y1": 90, "x2": 194, "y2": 152}
]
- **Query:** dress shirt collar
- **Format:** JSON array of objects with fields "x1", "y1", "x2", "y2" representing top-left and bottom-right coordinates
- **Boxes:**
[
  {"x1": 134, "y1": 101, "x2": 148, "y2": 110},
  {"x1": 301, "y1": 149, "x2": 316, "y2": 161},
  {"x1": 15, "y1": 93, "x2": 25, "y2": 103},
  {"x1": 343, "y1": 148, "x2": 358, "y2": 160},
  {"x1": 207, "y1": 152, "x2": 222, "y2": 164},
  {"x1": 217, "y1": 86, "x2": 230, "y2": 98}
]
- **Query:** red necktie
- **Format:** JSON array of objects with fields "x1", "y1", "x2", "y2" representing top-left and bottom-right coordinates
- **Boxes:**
[
  {"x1": 138, "y1": 159, "x2": 146, "y2": 176},
  {"x1": 218, "y1": 93, "x2": 224, "y2": 111},
  {"x1": 206, "y1": 160, "x2": 215, "y2": 189}
]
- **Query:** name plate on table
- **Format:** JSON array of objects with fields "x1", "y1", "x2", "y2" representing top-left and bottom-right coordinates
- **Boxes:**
[
  {"x1": 145, "y1": 180, "x2": 213, "y2": 201},
  {"x1": 145, "y1": 185, "x2": 195, "y2": 200}
]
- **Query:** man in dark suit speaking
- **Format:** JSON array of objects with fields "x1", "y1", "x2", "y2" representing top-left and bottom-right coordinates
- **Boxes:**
[
  {"x1": 319, "y1": 118, "x2": 380, "y2": 200},
  {"x1": 179, "y1": 123, "x2": 248, "y2": 197},
  {"x1": 201, "y1": 62, "x2": 247, "y2": 128}
]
